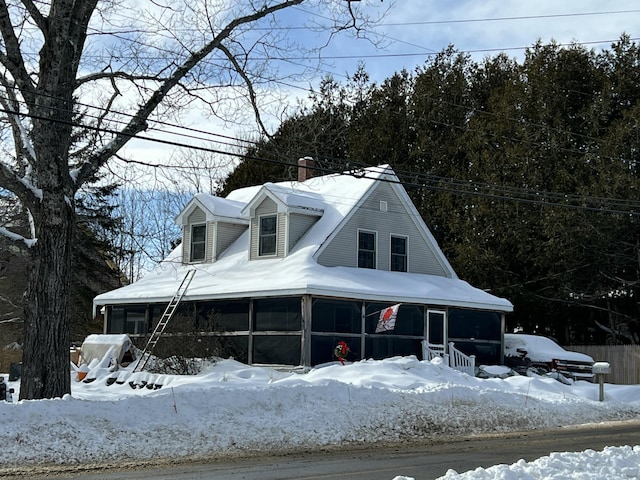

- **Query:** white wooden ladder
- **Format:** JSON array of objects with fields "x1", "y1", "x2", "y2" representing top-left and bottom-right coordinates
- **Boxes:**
[{"x1": 133, "y1": 269, "x2": 196, "y2": 372}]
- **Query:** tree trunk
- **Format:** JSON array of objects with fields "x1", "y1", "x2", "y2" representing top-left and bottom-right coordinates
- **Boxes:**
[{"x1": 20, "y1": 194, "x2": 74, "y2": 400}]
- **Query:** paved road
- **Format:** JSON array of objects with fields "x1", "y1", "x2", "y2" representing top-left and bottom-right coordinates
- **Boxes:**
[{"x1": 5, "y1": 420, "x2": 640, "y2": 480}]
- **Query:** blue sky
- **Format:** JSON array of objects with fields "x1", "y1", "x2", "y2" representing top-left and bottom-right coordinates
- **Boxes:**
[
  {"x1": 299, "y1": 0, "x2": 640, "y2": 84},
  {"x1": 117, "y1": 0, "x2": 640, "y2": 177}
]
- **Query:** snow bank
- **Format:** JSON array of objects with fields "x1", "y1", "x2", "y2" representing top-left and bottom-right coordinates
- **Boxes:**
[{"x1": 1, "y1": 356, "x2": 639, "y2": 478}]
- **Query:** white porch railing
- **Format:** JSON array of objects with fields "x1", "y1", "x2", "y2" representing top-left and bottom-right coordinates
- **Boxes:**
[
  {"x1": 448, "y1": 342, "x2": 476, "y2": 376},
  {"x1": 422, "y1": 341, "x2": 476, "y2": 377},
  {"x1": 422, "y1": 341, "x2": 448, "y2": 363}
]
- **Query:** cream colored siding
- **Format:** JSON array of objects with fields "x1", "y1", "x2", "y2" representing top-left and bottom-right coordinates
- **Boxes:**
[
  {"x1": 205, "y1": 223, "x2": 215, "y2": 262},
  {"x1": 217, "y1": 223, "x2": 247, "y2": 258},
  {"x1": 277, "y1": 213, "x2": 286, "y2": 256},
  {"x1": 317, "y1": 182, "x2": 448, "y2": 276},
  {"x1": 187, "y1": 207, "x2": 206, "y2": 224},
  {"x1": 249, "y1": 216, "x2": 258, "y2": 260},
  {"x1": 182, "y1": 227, "x2": 191, "y2": 264},
  {"x1": 183, "y1": 207, "x2": 206, "y2": 263},
  {"x1": 250, "y1": 197, "x2": 283, "y2": 260}
]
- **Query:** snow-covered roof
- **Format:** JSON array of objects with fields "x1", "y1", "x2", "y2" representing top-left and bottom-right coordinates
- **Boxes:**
[
  {"x1": 175, "y1": 193, "x2": 247, "y2": 225},
  {"x1": 240, "y1": 183, "x2": 325, "y2": 216},
  {"x1": 95, "y1": 165, "x2": 513, "y2": 313}
]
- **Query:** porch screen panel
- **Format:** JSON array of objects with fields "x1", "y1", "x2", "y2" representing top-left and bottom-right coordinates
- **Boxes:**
[
  {"x1": 149, "y1": 303, "x2": 168, "y2": 331},
  {"x1": 365, "y1": 303, "x2": 423, "y2": 336},
  {"x1": 107, "y1": 305, "x2": 147, "y2": 335},
  {"x1": 254, "y1": 297, "x2": 301, "y2": 331},
  {"x1": 365, "y1": 337, "x2": 422, "y2": 360},
  {"x1": 310, "y1": 335, "x2": 360, "y2": 366},
  {"x1": 449, "y1": 340, "x2": 501, "y2": 365},
  {"x1": 126, "y1": 308, "x2": 145, "y2": 334},
  {"x1": 448, "y1": 309, "x2": 502, "y2": 364},
  {"x1": 448, "y1": 309, "x2": 501, "y2": 341},
  {"x1": 209, "y1": 335, "x2": 249, "y2": 364},
  {"x1": 106, "y1": 306, "x2": 124, "y2": 333},
  {"x1": 195, "y1": 300, "x2": 250, "y2": 331},
  {"x1": 252, "y1": 335, "x2": 301, "y2": 365},
  {"x1": 311, "y1": 299, "x2": 361, "y2": 333}
]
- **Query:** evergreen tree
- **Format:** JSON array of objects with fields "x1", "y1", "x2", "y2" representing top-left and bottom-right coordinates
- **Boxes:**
[{"x1": 221, "y1": 39, "x2": 640, "y2": 344}]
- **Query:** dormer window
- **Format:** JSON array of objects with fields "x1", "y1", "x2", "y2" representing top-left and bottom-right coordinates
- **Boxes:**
[
  {"x1": 190, "y1": 224, "x2": 206, "y2": 262},
  {"x1": 259, "y1": 215, "x2": 277, "y2": 256}
]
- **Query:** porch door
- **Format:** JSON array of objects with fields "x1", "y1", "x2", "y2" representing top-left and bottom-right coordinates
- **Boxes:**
[{"x1": 426, "y1": 310, "x2": 447, "y2": 354}]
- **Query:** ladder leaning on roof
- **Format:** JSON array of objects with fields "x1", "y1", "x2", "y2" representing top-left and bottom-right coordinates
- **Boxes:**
[{"x1": 133, "y1": 269, "x2": 196, "y2": 373}]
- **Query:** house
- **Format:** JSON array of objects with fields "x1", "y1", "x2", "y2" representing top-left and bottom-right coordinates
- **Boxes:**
[{"x1": 93, "y1": 161, "x2": 513, "y2": 368}]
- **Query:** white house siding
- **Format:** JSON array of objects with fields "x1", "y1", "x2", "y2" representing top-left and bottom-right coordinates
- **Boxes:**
[
  {"x1": 288, "y1": 213, "x2": 317, "y2": 253},
  {"x1": 317, "y1": 182, "x2": 448, "y2": 276},
  {"x1": 216, "y1": 223, "x2": 247, "y2": 258}
]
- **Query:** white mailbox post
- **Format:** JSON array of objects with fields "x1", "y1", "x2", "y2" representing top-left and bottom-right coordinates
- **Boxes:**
[{"x1": 592, "y1": 362, "x2": 611, "y2": 402}]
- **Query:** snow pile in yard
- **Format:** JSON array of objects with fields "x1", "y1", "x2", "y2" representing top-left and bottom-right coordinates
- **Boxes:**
[
  {"x1": 438, "y1": 445, "x2": 640, "y2": 479},
  {"x1": 1, "y1": 356, "x2": 640, "y2": 479}
]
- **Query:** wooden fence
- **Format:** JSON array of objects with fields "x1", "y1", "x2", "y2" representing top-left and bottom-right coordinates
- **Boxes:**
[{"x1": 569, "y1": 345, "x2": 640, "y2": 385}]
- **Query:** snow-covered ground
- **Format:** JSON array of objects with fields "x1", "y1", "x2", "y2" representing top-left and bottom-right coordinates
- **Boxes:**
[{"x1": 1, "y1": 355, "x2": 639, "y2": 479}]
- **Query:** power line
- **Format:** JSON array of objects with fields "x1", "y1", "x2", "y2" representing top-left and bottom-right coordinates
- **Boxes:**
[
  {"x1": 376, "y1": 9, "x2": 640, "y2": 27},
  {"x1": 2, "y1": 86, "x2": 639, "y2": 217},
  {"x1": 101, "y1": 8, "x2": 640, "y2": 32}
]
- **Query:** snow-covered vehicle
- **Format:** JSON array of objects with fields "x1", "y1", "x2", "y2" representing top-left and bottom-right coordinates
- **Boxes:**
[{"x1": 504, "y1": 333, "x2": 595, "y2": 382}]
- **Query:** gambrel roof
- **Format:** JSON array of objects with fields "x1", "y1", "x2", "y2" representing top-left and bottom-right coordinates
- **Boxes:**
[{"x1": 94, "y1": 165, "x2": 513, "y2": 313}]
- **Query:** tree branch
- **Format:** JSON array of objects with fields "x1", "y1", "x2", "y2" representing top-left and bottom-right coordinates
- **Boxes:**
[
  {"x1": 0, "y1": 0, "x2": 35, "y2": 104},
  {"x1": 0, "y1": 157, "x2": 39, "y2": 205},
  {"x1": 74, "y1": 0, "x2": 304, "y2": 187},
  {"x1": 0, "y1": 226, "x2": 36, "y2": 249},
  {"x1": 217, "y1": 42, "x2": 270, "y2": 136},
  {"x1": 75, "y1": 70, "x2": 170, "y2": 88},
  {"x1": 0, "y1": 74, "x2": 35, "y2": 173},
  {"x1": 20, "y1": 0, "x2": 46, "y2": 31}
]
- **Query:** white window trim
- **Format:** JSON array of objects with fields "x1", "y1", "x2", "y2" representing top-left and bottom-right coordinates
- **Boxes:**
[
  {"x1": 189, "y1": 223, "x2": 207, "y2": 263},
  {"x1": 357, "y1": 229, "x2": 377, "y2": 269},
  {"x1": 258, "y1": 213, "x2": 278, "y2": 257},
  {"x1": 426, "y1": 309, "x2": 448, "y2": 350},
  {"x1": 390, "y1": 233, "x2": 409, "y2": 272}
]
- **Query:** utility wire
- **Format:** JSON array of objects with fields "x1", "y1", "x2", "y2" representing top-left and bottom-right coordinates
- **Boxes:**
[
  {"x1": 5, "y1": 103, "x2": 638, "y2": 216},
  {"x1": 99, "y1": 8, "x2": 640, "y2": 32}
]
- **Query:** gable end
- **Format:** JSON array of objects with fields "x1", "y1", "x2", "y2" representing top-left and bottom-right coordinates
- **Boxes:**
[{"x1": 316, "y1": 180, "x2": 451, "y2": 276}]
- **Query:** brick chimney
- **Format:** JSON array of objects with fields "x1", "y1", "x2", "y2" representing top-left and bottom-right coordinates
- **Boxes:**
[{"x1": 297, "y1": 157, "x2": 316, "y2": 182}]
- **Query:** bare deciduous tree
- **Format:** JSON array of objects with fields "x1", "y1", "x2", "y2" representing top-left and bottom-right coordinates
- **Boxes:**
[{"x1": 0, "y1": 0, "x2": 386, "y2": 399}]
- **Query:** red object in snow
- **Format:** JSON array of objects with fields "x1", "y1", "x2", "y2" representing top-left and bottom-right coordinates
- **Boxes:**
[{"x1": 334, "y1": 341, "x2": 350, "y2": 365}]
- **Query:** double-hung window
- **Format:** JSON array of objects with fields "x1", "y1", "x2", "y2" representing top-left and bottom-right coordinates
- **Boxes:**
[
  {"x1": 190, "y1": 224, "x2": 206, "y2": 262},
  {"x1": 358, "y1": 230, "x2": 376, "y2": 269},
  {"x1": 259, "y1": 215, "x2": 277, "y2": 256},
  {"x1": 390, "y1": 235, "x2": 408, "y2": 272}
]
